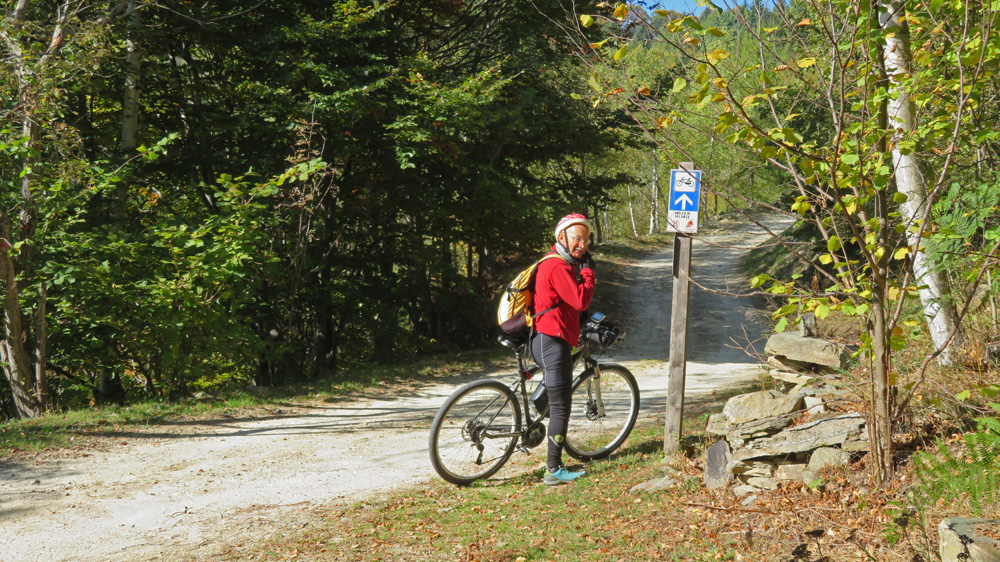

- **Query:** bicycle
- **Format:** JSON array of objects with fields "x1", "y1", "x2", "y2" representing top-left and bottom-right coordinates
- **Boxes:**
[{"x1": 428, "y1": 312, "x2": 640, "y2": 485}]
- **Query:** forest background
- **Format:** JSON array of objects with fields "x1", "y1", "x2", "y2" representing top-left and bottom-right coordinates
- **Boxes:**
[{"x1": 2, "y1": 0, "x2": 999, "y2": 444}]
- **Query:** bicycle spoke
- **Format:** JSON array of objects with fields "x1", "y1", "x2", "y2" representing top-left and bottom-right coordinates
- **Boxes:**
[
  {"x1": 564, "y1": 365, "x2": 639, "y2": 460},
  {"x1": 429, "y1": 380, "x2": 521, "y2": 484}
]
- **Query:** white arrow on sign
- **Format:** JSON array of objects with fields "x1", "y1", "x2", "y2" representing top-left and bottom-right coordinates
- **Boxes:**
[{"x1": 674, "y1": 193, "x2": 694, "y2": 210}]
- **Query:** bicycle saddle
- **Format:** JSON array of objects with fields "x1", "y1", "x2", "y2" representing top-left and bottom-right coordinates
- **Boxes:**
[{"x1": 497, "y1": 334, "x2": 527, "y2": 349}]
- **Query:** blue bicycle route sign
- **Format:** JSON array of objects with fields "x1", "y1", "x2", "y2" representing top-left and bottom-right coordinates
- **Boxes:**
[{"x1": 667, "y1": 167, "x2": 701, "y2": 234}]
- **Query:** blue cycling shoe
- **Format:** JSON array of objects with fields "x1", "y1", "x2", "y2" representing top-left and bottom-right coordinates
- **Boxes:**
[{"x1": 543, "y1": 466, "x2": 587, "y2": 486}]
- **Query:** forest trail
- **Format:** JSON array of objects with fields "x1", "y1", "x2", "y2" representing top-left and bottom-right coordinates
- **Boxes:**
[{"x1": 0, "y1": 213, "x2": 793, "y2": 562}]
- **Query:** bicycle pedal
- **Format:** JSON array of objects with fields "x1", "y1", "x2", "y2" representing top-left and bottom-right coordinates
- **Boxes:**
[{"x1": 516, "y1": 444, "x2": 530, "y2": 455}]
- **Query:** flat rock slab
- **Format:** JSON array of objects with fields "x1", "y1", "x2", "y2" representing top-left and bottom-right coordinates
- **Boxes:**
[
  {"x1": 940, "y1": 517, "x2": 1000, "y2": 562},
  {"x1": 842, "y1": 437, "x2": 869, "y2": 452},
  {"x1": 766, "y1": 369, "x2": 816, "y2": 386},
  {"x1": 630, "y1": 476, "x2": 677, "y2": 494},
  {"x1": 727, "y1": 460, "x2": 775, "y2": 478},
  {"x1": 733, "y1": 413, "x2": 865, "y2": 461},
  {"x1": 722, "y1": 390, "x2": 803, "y2": 424},
  {"x1": 706, "y1": 413, "x2": 793, "y2": 442},
  {"x1": 807, "y1": 447, "x2": 851, "y2": 472},
  {"x1": 765, "y1": 332, "x2": 849, "y2": 369},
  {"x1": 775, "y1": 463, "x2": 807, "y2": 481},
  {"x1": 745, "y1": 476, "x2": 780, "y2": 490},
  {"x1": 803, "y1": 396, "x2": 826, "y2": 414}
]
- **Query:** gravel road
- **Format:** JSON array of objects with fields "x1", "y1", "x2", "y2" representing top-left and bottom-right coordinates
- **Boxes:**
[{"x1": 0, "y1": 213, "x2": 793, "y2": 562}]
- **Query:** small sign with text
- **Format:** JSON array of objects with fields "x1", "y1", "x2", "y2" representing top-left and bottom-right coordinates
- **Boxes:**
[{"x1": 667, "y1": 168, "x2": 701, "y2": 234}]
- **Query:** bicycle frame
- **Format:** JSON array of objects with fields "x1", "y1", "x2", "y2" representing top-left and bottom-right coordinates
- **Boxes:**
[
  {"x1": 467, "y1": 338, "x2": 604, "y2": 444},
  {"x1": 475, "y1": 313, "x2": 622, "y2": 444},
  {"x1": 499, "y1": 336, "x2": 605, "y2": 438}
]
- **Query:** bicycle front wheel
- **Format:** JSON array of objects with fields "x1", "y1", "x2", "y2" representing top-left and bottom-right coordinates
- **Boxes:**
[
  {"x1": 564, "y1": 364, "x2": 640, "y2": 461},
  {"x1": 429, "y1": 379, "x2": 522, "y2": 485}
]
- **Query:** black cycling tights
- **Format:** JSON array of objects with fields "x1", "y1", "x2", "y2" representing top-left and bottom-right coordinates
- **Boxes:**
[{"x1": 530, "y1": 332, "x2": 573, "y2": 471}]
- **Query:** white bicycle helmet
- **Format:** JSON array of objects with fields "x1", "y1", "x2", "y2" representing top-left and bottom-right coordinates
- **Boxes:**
[{"x1": 554, "y1": 213, "x2": 592, "y2": 240}]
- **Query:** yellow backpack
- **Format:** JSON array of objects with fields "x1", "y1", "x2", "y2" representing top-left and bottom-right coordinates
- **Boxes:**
[{"x1": 497, "y1": 253, "x2": 565, "y2": 337}]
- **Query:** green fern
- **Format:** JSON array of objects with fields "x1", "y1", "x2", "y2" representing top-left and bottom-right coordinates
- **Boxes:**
[
  {"x1": 912, "y1": 406, "x2": 1000, "y2": 517},
  {"x1": 978, "y1": 407, "x2": 1000, "y2": 435}
]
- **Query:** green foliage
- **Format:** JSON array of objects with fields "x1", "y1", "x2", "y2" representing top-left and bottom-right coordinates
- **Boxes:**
[
  {"x1": 577, "y1": 0, "x2": 1000, "y2": 363},
  {"x1": 1, "y1": 0, "x2": 629, "y2": 415},
  {"x1": 576, "y1": 2, "x2": 794, "y2": 238},
  {"x1": 27, "y1": 147, "x2": 283, "y2": 403},
  {"x1": 932, "y1": 177, "x2": 1000, "y2": 279},
  {"x1": 912, "y1": 401, "x2": 1000, "y2": 517}
]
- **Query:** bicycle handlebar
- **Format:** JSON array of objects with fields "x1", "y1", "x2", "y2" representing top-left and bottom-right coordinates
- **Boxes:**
[{"x1": 580, "y1": 312, "x2": 624, "y2": 349}]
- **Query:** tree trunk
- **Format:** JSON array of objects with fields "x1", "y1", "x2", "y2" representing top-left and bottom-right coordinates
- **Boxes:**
[
  {"x1": 591, "y1": 205, "x2": 603, "y2": 243},
  {"x1": 626, "y1": 185, "x2": 639, "y2": 237},
  {"x1": 477, "y1": 245, "x2": 490, "y2": 280},
  {"x1": 869, "y1": 188, "x2": 893, "y2": 482},
  {"x1": 0, "y1": 213, "x2": 38, "y2": 418},
  {"x1": 1, "y1": 0, "x2": 81, "y2": 418},
  {"x1": 990, "y1": 271, "x2": 999, "y2": 335},
  {"x1": 35, "y1": 282, "x2": 47, "y2": 411},
  {"x1": 119, "y1": 1, "x2": 142, "y2": 154},
  {"x1": 870, "y1": 283, "x2": 893, "y2": 482},
  {"x1": 649, "y1": 153, "x2": 659, "y2": 234},
  {"x1": 0, "y1": 58, "x2": 38, "y2": 418},
  {"x1": 311, "y1": 312, "x2": 335, "y2": 378},
  {"x1": 880, "y1": 0, "x2": 963, "y2": 365}
]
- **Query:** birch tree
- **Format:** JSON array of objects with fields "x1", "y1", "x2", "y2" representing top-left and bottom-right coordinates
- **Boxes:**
[
  {"x1": 879, "y1": 0, "x2": 963, "y2": 366},
  {"x1": 1, "y1": 0, "x2": 73, "y2": 417},
  {"x1": 119, "y1": 1, "x2": 142, "y2": 155},
  {"x1": 626, "y1": 184, "x2": 640, "y2": 236},
  {"x1": 649, "y1": 151, "x2": 660, "y2": 234},
  {"x1": 1, "y1": 0, "x2": 135, "y2": 417}
]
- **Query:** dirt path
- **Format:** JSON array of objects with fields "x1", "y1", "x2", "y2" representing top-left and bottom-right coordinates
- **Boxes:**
[
  {"x1": 609, "y1": 213, "x2": 795, "y2": 412},
  {"x1": 0, "y1": 213, "x2": 792, "y2": 562}
]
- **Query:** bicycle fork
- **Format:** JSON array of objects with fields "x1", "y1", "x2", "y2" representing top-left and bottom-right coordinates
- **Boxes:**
[{"x1": 591, "y1": 363, "x2": 606, "y2": 418}]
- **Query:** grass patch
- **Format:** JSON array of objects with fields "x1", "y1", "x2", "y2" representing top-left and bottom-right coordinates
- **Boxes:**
[
  {"x1": 0, "y1": 397, "x2": 260, "y2": 455},
  {"x1": 744, "y1": 220, "x2": 813, "y2": 283},
  {"x1": 295, "y1": 346, "x2": 514, "y2": 397},
  {"x1": 0, "y1": 347, "x2": 516, "y2": 457},
  {"x1": 216, "y1": 402, "x2": 977, "y2": 562},
  {"x1": 217, "y1": 422, "x2": 718, "y2": 562}
]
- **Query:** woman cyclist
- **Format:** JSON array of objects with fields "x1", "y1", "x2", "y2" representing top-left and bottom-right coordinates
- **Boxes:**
[{"x1": 531, "y1": 213, "x2": 596, "y2": 485}]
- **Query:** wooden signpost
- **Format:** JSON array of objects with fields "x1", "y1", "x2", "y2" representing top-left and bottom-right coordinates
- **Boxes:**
[{"x1": 664, "y1": 162, "x2": 699, "y2": 455}]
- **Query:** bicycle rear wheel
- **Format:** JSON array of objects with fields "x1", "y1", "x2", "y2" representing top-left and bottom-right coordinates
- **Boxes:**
[
  {"x1": 564, "y1": 364, "x2": 639, "y2": 461},
  {"x1": 429, "y1": 379, "x2": 522, "y2": 485}
]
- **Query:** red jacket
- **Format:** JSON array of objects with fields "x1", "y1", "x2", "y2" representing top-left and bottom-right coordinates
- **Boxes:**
[{"x1": 533, "y1": 247, "x2": 595, "y2": 345}]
